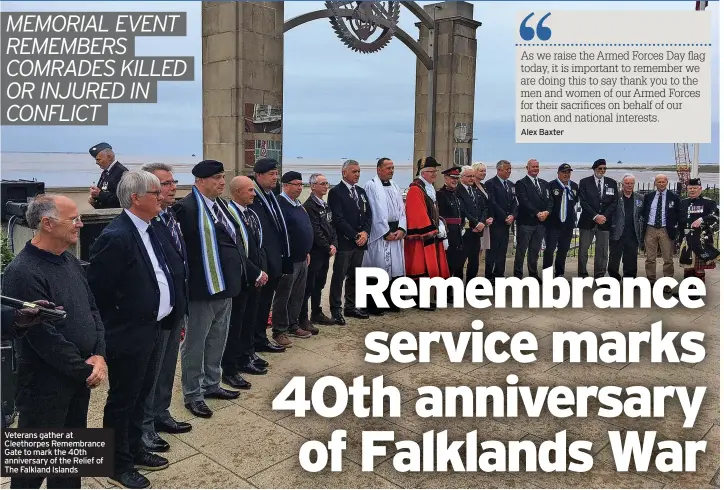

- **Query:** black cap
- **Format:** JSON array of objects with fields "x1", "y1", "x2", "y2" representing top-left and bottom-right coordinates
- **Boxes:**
[
  {"x1": 89, "y1": 142, "x2": 112, "y2": 158},
  {"x1": 688, "y1": 177, "x2": 702, "y2": 186},
  {"x1": 417, "y1": 156, "x2": 441, "y2": 172},
  {"x1": 592, "y1": 159, "x2": 606, "y2": 170},
  {"x1": 192, "y1": 160, "x2": 225, "y2": 178},
  {"x1": 253, "y1": 158, "x2": 279, "y2": 174},
  {"x1": 281, "y1": 171, "x2": 303, "y2": 183},
  {"x1": 442, "y1": 166, "x2": 462, "y2": 177},
  {"x1": 558, "y1": 163, "x2": 573, "y2": 172}
]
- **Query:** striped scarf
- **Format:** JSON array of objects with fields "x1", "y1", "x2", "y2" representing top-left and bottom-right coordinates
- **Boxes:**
[
  {"x1": 192, "y1": 186, "x2": 226, "y2": 295},
  {"x1": 253, "y1": 181, "x2": 290, "y2": 257},
  {"x1": 226, "y1": 201, "x2": 250, "y2": 255}
]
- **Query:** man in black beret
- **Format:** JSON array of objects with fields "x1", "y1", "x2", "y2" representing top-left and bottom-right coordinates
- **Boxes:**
[
  {"x1": 88, "y1": 142, "x2": 128, "y2": 209},
  {"x1": 248, "y1": 158, "x2": 289, "y2": 354},
  {"x1": 269, "y1": 171, "x2": 316, "y2": 347},
  {"x1": 172, "y1": 160, "x2": 252, "y2": 418},
  {"x1": 577, "y1": 158, "x2": 618, "y2": 278}
]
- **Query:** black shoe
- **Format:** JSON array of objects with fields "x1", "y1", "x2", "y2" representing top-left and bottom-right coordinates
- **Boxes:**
[
  {"x1": 107, "y1": 471, "x2": 150, "y2": 489},
  {"x1": 238, "y1": 361, "x2": 268, "y2": 375},
  {"x1": 134, "y1": 451, "x2": 169, "y2": 471},
  {"x1": 141, "y1": 432, "x2": 169, "y2": 453},
  {"x1": 223, "y1": 372, "x2": 252, "y2": 389},
  {"x1": 185, "y1": 400, "x2": 213, "y2": 418},
  {"x1": 155, "y1": 416, "x2": 192, "y2": 434},
  {"x1": 331, "y1": 312, "x2": 346, "y2": 325},
  {"x1": 204, "y1": 387, "x2": 240, "y2": 400},
  {"x1": 255, "y1": 339, "x2": 286, "y2": 353},
  {"x1": 310, "y1": 312, "x2": 335, "y2": 325},
  {"x1": 366, "y1": 307, "x2": 385, "y2": 316},
  {"x1": 251, "y1": 353, "x2": 269, "y2": 368},
  {"x1": 387, "y1": 304, "x2": 401, "y2": 313},
  {"x1": 344, "y1": 308, "x2": 369, "y2": 319},
  {"x1": 415, "y1": 302, "x2": 437, "y2": 311}
]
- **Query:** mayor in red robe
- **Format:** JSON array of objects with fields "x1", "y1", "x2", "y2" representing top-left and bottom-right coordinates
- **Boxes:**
[{"x1": 404, "y1": 157, "x2": 450, "y2": 279}]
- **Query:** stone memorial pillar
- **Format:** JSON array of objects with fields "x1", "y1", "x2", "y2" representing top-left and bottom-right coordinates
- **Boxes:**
[
  {"x1": 413, "y1": 2, "x2": 480, "y2": 185},
  {"x1": 202, "y1": 2, "x2": 284, "y2": 189}
]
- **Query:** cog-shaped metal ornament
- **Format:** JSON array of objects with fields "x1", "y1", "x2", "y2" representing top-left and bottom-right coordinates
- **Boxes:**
[{"x1": 325, "y1": 1, "x2": 401, "y2": 54}]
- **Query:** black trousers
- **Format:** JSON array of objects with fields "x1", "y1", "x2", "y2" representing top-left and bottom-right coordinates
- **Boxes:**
[
  {"x1": 10, "y1": 382, "x2": 90, "y2": 489},
  {"x1": 329, "y1": 248, "x2": 364, "y2": 312},
  {"x1": 104, "y1": 326, "x2": 161, "y2": 475},
  {"x1": 254, "y1": 276, "x2": 280, "y2": 348},
  {"x1": 463, "y1": 232, "x2": 481, "y2": 283},
  {"x1": 446, "y1": 243, "x2": 465, "y2": 281},
  {"x1": 221, "y1": 290, "x2": 251, "y2": 374},
  {"x1": 514, "y1": 224, "x2": 545, "y2": 279},
  {"x1": 542, "y1": 226, "x2": 574, "y2": 277},
  {"x1": 485, "y1": 225, "x2": 510, "y2": 280},
  {"x1": 608, "y1": 233, "x2": 639, "y2": 279},
  {"x1": 299, "y1": 253, "x2": 331, "y2": 321}
]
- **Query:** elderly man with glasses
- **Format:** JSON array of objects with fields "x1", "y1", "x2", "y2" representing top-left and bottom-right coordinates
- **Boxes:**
[
  {"x1": 300, "y1": 173, "x2": 338, "y2": 329},
  {"x1": 3, "y1": 194, "x2": 107, "y2": 490},
  {"x1": 88, "y1": 171, "x2": 188, "y2": 488}
]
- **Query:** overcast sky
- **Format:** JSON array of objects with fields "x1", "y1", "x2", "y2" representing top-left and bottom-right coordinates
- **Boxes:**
[{"x1": 0, "y1": 0, "x2": 720, "y2": 165}]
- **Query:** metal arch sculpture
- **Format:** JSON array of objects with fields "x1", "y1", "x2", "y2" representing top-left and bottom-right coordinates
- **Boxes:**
[{"x1": 325, "y1": 1, "x2": 401, "y2": 54}]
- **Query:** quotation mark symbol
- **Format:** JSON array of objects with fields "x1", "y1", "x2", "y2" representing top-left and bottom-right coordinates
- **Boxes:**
[{"x1": 520, "y1": 12, "x2": 552, "y2": 41}]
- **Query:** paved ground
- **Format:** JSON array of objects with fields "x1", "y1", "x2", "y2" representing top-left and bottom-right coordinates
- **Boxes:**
[{"x1": 2, "y1": 257, "x2": 720, "y2": 489}]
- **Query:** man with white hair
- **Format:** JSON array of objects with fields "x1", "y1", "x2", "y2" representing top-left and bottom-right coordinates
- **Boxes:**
[
  {"x1": 4, "y1": 194, "x2": 107, "y2": 489},
  {"x1": 608, "y1": 174, "x2": 644, "y2": 279},
  {"x1": 87, "y1": 142, "x2": 128, "y2": 209},
  {"x1": 89, "y1": 171, "x2": 187, "y2": 487},
  {"x1": 362, "y1": 158, "x2": 406, "y2": 313}
]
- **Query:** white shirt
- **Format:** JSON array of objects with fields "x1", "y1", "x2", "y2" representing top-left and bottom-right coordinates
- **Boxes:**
[
  {"x1": 124, "y1": 210, "x2": 173, "y2": 321},
  {"x1": 528, "y1": 174, "x2": 541, "y2": 190},
  {"x1": 648, "y1": 190, "x2": 668, "y2": 226}
]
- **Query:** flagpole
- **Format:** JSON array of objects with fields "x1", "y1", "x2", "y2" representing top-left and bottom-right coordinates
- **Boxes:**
[{"x1": 691, "y1": 0, "x2": 707, "y2": 178}]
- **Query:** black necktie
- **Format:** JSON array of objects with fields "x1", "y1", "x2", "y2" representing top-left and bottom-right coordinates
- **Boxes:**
[
  {"x1": 597, "y1": 179, "x2": 603, "y2": 198},
  {"x1": 350, "y1": 187, "x2": 359, "y2": 207},
  {"x1": 213, "y1": 203, "x2": 236, "y2": 244},
  {"x1": 655, "y1": 192, "x2": 663, "y2": 228},
  {"x1": 534, "y1": 178, "x2": 541, "y2": 194},
  {"x1": 147, "y1": 225, "x2": 175, "y2": 308},
  {"x1": 162, "y1": 210, "x2": 183, "y2": 255}
]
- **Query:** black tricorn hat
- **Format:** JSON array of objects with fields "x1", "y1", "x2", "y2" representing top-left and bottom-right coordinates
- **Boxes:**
[{"x1": 417, "y1": 156, "x2": 441, "y2": 173}]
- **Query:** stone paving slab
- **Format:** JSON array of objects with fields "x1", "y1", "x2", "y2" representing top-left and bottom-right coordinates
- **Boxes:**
[{"x1": 2, "y1": 257, "x2": 719, "y2": 489}]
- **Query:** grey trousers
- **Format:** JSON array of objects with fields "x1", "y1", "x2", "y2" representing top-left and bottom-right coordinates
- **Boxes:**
[
  {"x1": 578, "y1": 228, "x2": 610, "y2": 278},
  {"x1": 271, "y1": 260, "x2": 308, "y2": 335},
  {"x1": 142, "y1": 315, "x2": 186, "y2": 435},
  {"x1": 181, "y1": 298, "x2": 232, "y2": 404}
]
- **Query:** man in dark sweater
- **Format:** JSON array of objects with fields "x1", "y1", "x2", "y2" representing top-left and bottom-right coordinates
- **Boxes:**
[
  {"x1": 3, "y1": 194, "x2": 107, "y2": 490},
  {"x1": 271, "y1": 171, "x2": 314, "y2": 347}
]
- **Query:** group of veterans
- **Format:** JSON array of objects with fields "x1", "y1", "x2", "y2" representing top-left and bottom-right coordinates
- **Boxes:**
[{"x1": 1, "y1": 142, "x2": 719, "y2": 490}]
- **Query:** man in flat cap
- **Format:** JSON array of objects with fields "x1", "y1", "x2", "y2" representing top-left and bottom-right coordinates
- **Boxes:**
[
  {"x1": 678, "y1": 177, "x2": 719, "y2": 292},
  {"x1": 437, "y1": 166, "x2": 466, "y2": 283},
  {"x1": 269, "y1": 171, "x2": 316, "y2": 347},
  {"x1": 172, "y1": 160, "x2": 257, "y2": 418},
  {"x1": 577, "y1": 159, "x2": 618, "y2": 278},
  {"x1": 328, "y1": 159, "x2": 373, "y2": 324},
  {"x1": 88, "y1": 142, "x2": 128, "y2": 209},
  {"x1": 404, "y1": 157, "x2": 450, "y2": 309},
  {"x1": 543, "y1": 164, "x2": 579, "y2": 277},
  {"x1": 362, "y1": 158, "x2": 406, "y2": 314},
  {"x1": 248, "y1": 158, "x2": 289, "y2": 355}
]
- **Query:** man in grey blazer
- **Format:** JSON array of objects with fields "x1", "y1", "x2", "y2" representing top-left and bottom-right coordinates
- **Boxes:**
[{"x1": 608, "y1": 174, "x2": 644, "y2": 280}]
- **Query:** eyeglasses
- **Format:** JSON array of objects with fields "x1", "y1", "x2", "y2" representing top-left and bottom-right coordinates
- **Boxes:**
[
  {"x1": 49, "y1": 216, "x2": 82, "y2": 225},
  {"x1": 314, "y1": 182, "x2": 330, "y2": 187},
  {"x1": 147, "y1": 190, "x2": 162, "y2": 197},
  {"x1": 160, "y1": 180, "x2": 178, "y2": 187}
]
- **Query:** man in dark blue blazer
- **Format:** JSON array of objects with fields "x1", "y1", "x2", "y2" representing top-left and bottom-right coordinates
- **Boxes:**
[
  {"x1": 173, "y1": 161, "x2": 254, "y2": 420},
  {"x1": 577, "y1": 159, "x2": 618, "y2": 278},
  {"x1": 640, "y1": 174, "x2": 680, "y2": 283},
  {"x1": 484, "y1": 160, "x2": 518, "y2": 281},
  {"x1": 138, "y1": 163, "x2": 192, "y2": 454},
  {"x1": 88, "y1": 171, "x2": 182, "y2": 489},
  {"x1": 327, "y1": 159, "x2": 373, "y2": 324}
]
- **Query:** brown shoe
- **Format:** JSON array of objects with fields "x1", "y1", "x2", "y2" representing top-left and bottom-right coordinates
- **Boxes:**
[
  {"x1": 272, "y1": 333, "x2": 293, "y2": 347},
  {"x1": 287, "y1": 328, "x2": 312, "y2": 339},
  {"x1": 300, "y1": 319, "x2": 319, "y2": 335}
]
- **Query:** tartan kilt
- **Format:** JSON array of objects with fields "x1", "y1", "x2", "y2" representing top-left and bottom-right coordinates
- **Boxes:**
[{"x1": 694, "y1": 255, "x2": 717, "y2": 272}]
